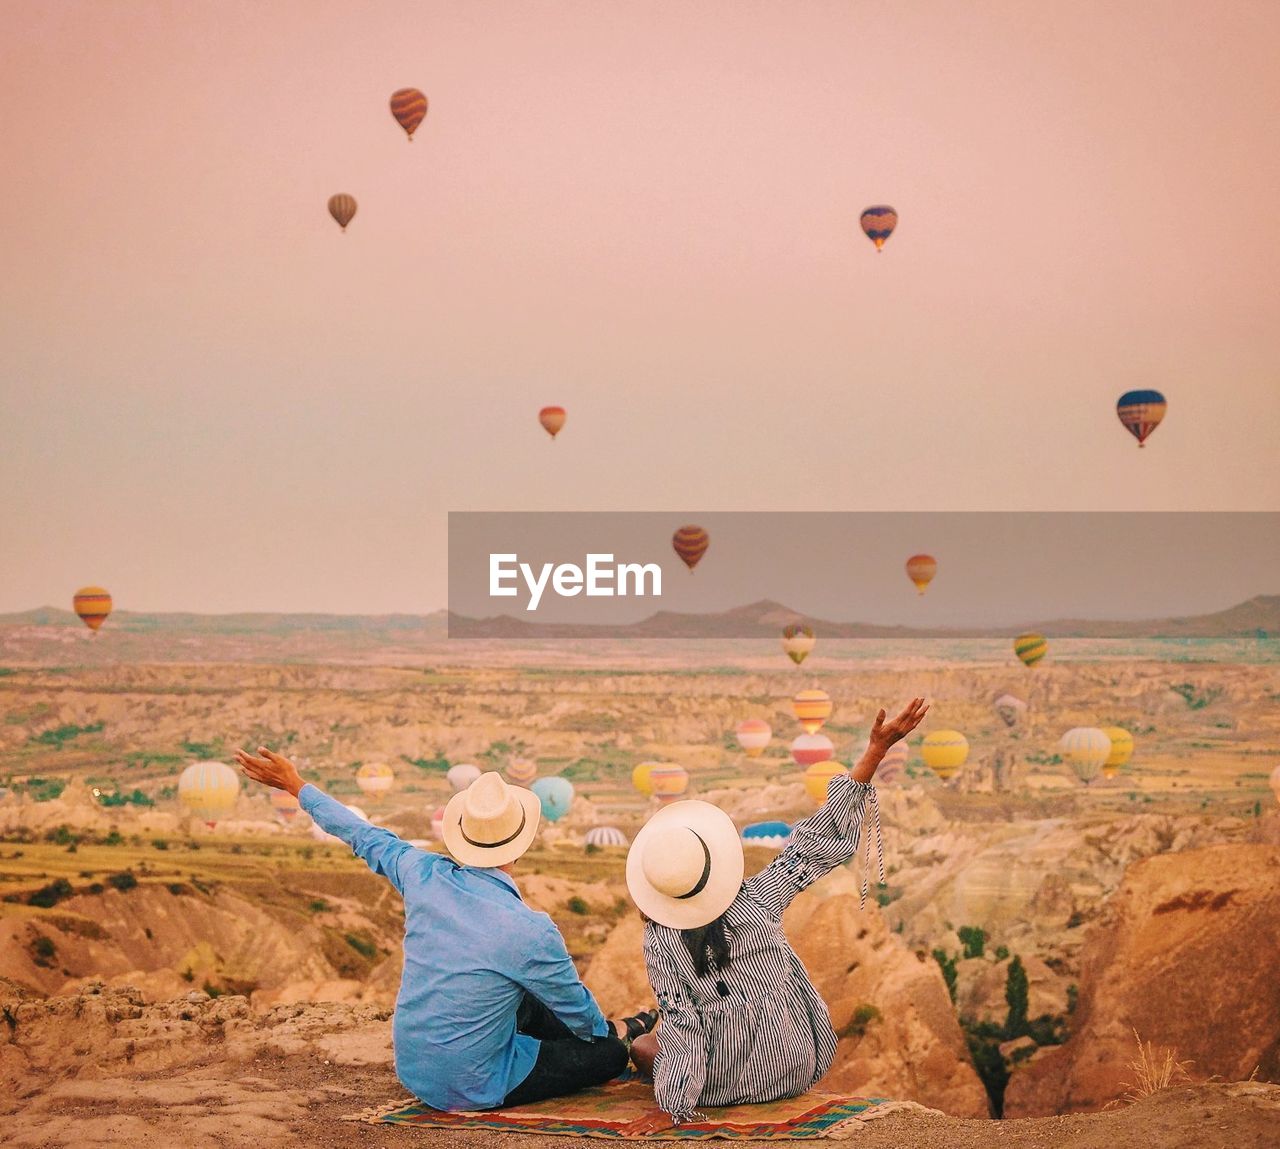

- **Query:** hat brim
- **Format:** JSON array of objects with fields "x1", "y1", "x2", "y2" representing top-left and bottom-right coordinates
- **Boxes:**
[
  {"x1": 442, "y1": 785, "x2": 541, "y2": 868},
  {"x1": 626, "y1": 800, "x2": 744, "y2": 929}
]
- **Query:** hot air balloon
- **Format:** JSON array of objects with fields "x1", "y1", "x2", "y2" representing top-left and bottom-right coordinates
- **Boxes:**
[
  {"x1": 742, "y1": 821, "x2": 791, "y2": 849},
  {"x1": 73, "y1": 587, "x2": 112, "y2": 633},
  {"x1": 1060, "y1": 727, "x2": 1112, "y2": 784},
  {"x1": 803, "y1": 760, "x2": 849, "y2": 804},
  {"x1": 585, "y1": 826, "x2": 628, "y2": 849},
  {"x1": 328, "y1": 194, "x2": 357, "y2": 232},
  {"x1": 905, "y1": 554, "x2": 937, "y2": 595},
  {"x1": 270, "y1": 789, "x2": 301, "y2": 824},
  {"x1": 1116, "y1": 390, "x2": 1167, "y2": 448},
  {"x1": 356, "y1": 762, "x2": 395, "y2": 795},
  {"x1": 791, "y1": 733, "x2": 835, "y2": 767},
  {"x1": 734, "y1": 719, "x2": 772, "y2": 758},
  {"x1": 506, "y1": 757, "x2": 538, "y2": 786},
  {"x1": 860, "y1": 205, "x2": 898, "y2": 251},
  {"x1": 538, "y1": 406, "x2": 566, "y2": 440},
  {"x1": 1270, "y1": 764, "x2": 1280, "y2": 808},
  {"x1": 672, "y1": 525, "x2": 710, "y2": 572},
  {"x1": 793, "y1": 689, "x2": 833, "y2": 735},
  {"x1": 1100, "y1": 727, "x2": 1134, "y2": 779},
  {"x1": 1014, "y1": 633, "x2": 1048, "y2": 668},
  {"x1": 855, "y1": 738, "x2": 908, "y2": 784},
  {"x1": 311, "y1": 804, "x2": 368, "y2": 843},
  {"x1": 178, "y1": 761, "x2": 240, "y2": 827},
  {"x1": 532, "y1": 776, "x2": 574, "y2": 822},
  {"x1": 447, "y1": 763, "x2": 482, "y2": 793},
  {"x1": 921, "y1": 731, "x2": 968, "y2": 781},
  {"x1": 782, "y1": 624, "x2": 816, "y2": 666},
  {"x1": 389, "y1": 87, "x2": 428, "y2": 140},
  {"x1": 649, "y1": 765, "x2": 689, "y2": 805},
  {"x1": 632, "y1": 762, "x2": 660, "y2": 796},
  {"x1": 994, "y1": 693, "x2": 1028, "y2": 728}
]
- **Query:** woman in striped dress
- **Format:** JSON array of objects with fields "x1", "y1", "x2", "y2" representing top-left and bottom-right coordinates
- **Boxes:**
[{"x1": 622, "y1": 699, "x2": 928, "y2": 1132}]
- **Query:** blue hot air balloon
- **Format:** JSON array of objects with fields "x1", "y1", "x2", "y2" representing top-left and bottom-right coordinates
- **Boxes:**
[
  {"x1": 742, "y1": 820, "x2": 791, "y2": 849},
  {"x1": 1116, "y1": 390, "x2": 1167, "y2": 447},
  {"x1": 531, "y1": 776, "x2": 575, "y2": 822}
]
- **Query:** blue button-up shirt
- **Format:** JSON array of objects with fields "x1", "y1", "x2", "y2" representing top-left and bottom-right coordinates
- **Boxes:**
[{"x1": 298, "y1": 784, "x2": 609, "y2": 1110}]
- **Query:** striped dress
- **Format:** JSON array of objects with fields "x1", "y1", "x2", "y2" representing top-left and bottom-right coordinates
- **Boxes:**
[{"x1": 643, "y1": 775, "x2": 882, "y2": 1124}]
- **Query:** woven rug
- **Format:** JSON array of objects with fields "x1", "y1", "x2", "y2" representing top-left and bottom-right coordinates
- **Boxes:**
[{"x1": 353, "y1": 1079, "x2": 898, "y2": 1139}]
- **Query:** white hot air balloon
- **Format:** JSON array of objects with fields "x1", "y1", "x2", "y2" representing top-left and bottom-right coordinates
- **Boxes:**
[
  {"x1": 447, "y1": 763, "x2": 482, "y2": 793},
  {"x1": 585, "y1": 826, "x2": 628, "y2": 849},
  {"x1": 178, "y1": 761, "x2": 240, "y2": 827},
  {"x1": 1059, "y1": 728, "x2": 1112, "y2": 784}
]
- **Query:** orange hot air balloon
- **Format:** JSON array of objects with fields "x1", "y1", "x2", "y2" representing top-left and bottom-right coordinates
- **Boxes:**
[
  {"x1": 73, "y1": 587, "x2": 112, "y2": 632},
  {"x1": 672, "y1": 525, "x2": 710, "y2": 572},
  {"x1": 328, "y1": 194, "x2": 357, "y2": 231},
  {"x1": 735, "y1": 719, "x2": 772, "y2": 758},
  {"x1": 390, "y1": 87, "x2": 428, "y2": 140},
  {"x1": 539, "y1": 406, "x2": 566, "y2": 439},
  {"x1": 649, "y1": 765, "x2": 689, "y2": 805},
  {"x1": 793, "y1": 689, "x2": 833, "y2": 735},
  {"x1": 905, "y1": 554, "x2": 937, "y2": 595}
]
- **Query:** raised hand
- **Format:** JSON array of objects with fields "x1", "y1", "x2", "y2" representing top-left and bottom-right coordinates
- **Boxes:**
[
  {"x1": 869, "y1": 697, "x2": 930, "y2": 751},
  {"x1": 234, "y1": 746, "x2": 305, "y2": 797}
]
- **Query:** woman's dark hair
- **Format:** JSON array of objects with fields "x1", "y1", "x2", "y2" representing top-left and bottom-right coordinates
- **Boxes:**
[{"x1": 680, "y1": 912, "x2": 732, "y2": 978}]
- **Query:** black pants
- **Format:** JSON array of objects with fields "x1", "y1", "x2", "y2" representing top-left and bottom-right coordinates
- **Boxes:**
[{"x1": 501, "y1": 993, "x2": 629, "y2": 1107}]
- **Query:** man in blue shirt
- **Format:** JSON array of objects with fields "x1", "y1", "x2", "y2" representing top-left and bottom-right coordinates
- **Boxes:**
[{"x1": 234, "y1": 746, "x2": 651, "y2": 1110}]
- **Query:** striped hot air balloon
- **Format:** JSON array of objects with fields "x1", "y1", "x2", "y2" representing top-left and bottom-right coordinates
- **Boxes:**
[
  {"x1": 1116, "y1": 390, "x2": 1166, "y2": 448},
  {"x1": 742, "y1": 821, "x2": 791, "y2": 849},
  {"x1": 648, "y1": 765, "x2": 689, "y2": 805},
  {"x1": 328, "y1": 194, "x2": 357, "y2": 231},
  {"x1": 734, "y1": 719, "x2": 772, "y2": 758},
  {"x1": 921, "y1": 731, "x2": 968, "y2": 781},
  {"x1": 585, "y1": 825, "x2": 628, "y2": 849},
  {"x1": 178, "y1": 761, "x2": 240, "y2": 827},
  {"x1": 790, "y1": 733, "x2": 835, "y2": 767},
  {"x1": 506, "y1": 757, "x2": 538, "y2": 786},
  {"x1": 1060, "y1": 727, "x2": 1111, "y2": 784},
  {"x1": 793, "y1": 689, "x2": 833, "y2": 734},
  {"x1": 356, "y1": 762, "x2": 395, "y2": 795},
  {"x1": 905, "y1": 554, "x2": 937, "y2": 595},
  {"x1": 860, "y1": 205, "x2": 898, "y2": 251},
  {"x1": 1100, "y1": 727, "x2": 1134, "y2": 779},
  {"x1": 73, "y1": 586, "x2": 112, "y2": 633},
  {"x1": 312, "y1": 804, "x2": 367, "y2": 843},
  {"x1": 389, "y1": 87, "x2": 428, "y2": 140},
  {"x1": 803, "y1": 760, "x2": 849, "y2": 804},
  {"x1": 538, "y1": 406, "x2": 566, "y2": 439},
  {"x1": 1014, "y1": 633, "x2": 1048, "y2": 668},
  {"x1": 782, "y1": 625, "x2": 816, "y2": 666},
  {"x1": 672, "y1": 525, "x2": 710, "y2": 572}
]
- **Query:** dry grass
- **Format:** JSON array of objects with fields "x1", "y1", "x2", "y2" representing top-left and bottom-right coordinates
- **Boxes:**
[{"x1": 1111, "y1": 1027, "x2": 1194, "y2": 1105}]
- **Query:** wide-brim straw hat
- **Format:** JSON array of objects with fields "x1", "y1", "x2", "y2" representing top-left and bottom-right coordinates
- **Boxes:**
[
  {"x1": 626, "y1": 800, "x2": 744, "y2": 929},
  {"x1": 442, "y1": 771, "x2": 541, "y2": 868}
]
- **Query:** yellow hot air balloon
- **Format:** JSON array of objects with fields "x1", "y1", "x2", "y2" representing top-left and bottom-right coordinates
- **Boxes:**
[
  {"x1": 793, "y1": 689, "x2": 833, "y2": 735},
  {"x1": 632, "y1": 761, "x2": 661, "y2": 797},
  {"x1": 73, "y1": 586, "x2": 112, "y2": 633},
  {"x1": 782, "y1": 624, "x2": 816, "y2": 666},
  {"x1": 734, "y1": 719, "x2": 772, "y2": 758},
  {"x1": 649, "y1": 764, "x2": 689, "y2": 805},
  {"x1": 921, "y1": 731, "x2": 968, "y2": 781},
  {"x1": 1059, "y1": 727, "x2": 1111, "y2": 784},
  {"x1": 389, "y1": 87, "x2": 428, "y2": 140},
  {"x1": 803, "y1": 760, "x2": 849, "y2": 804},
  {"x1": 1014, "y1": 633, "x2": 1048, "y2": 668},
  {"x1": 905, "y1": 554, "x2": 937, "y2": 595},
  {"x1": 1100, "y1": 727, "x2": 1134, "y2": 779},
  {"x1": 356, "y1": 762, "x2": 395, "y2": 795},
  {"x1": 178, "y1": 761, "x2": 240, "y2": 827},
  {"x1": 328, "y1": 194, "x2": 357, "y2": 232},
  {"x1": 538, "y1": 406, "x2": 566, "y2": 440}
]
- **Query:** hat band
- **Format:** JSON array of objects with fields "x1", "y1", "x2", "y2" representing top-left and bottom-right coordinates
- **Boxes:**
[
  {"x1": 460, "y1": 807, "x2": 527, "y2": 849},
  {"x1": 674, "y1": 831, "x2": 712, "y2": 900}
]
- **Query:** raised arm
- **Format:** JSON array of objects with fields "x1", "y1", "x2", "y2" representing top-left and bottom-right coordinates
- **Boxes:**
[
  {"x1": 746, "y1": 699, "x2": 927, "y2": 919},
  {"x1": 234, "y1": 746, "x2": 417, "y2": 894}
]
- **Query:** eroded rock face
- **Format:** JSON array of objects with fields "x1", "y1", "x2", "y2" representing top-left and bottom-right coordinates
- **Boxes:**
[{"x1": 1004, "y1": 843, "x2": 1280, "y2": 1116}]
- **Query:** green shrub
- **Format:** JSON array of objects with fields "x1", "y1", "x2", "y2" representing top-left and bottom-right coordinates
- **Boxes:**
[
  {"x1": 932, "y1": 949, "x2": 958, "y2": 1003},
  {"x1": 27, "y1": 878, "x2": 74, "y2": 908},
  {"x1": 30, "y1": 934, "x2": 57, "y2": 967},
  {"x1": 958, "y1": 925, "x2": 986, "y2": 959},
  {"x1": 1005, "y1": 956, "x2": 1029, "y2": 1036},
  {"x1": 838, "y1": 1003, "x2": 882, "y2": 1039},
  {"x1": 994, "y1": 945, "x2": 1010, "y2": 961},
  {"x1": 345, "y1": 932, "x2": 378, "y2": 959},
  {"x1": 107, "y1": 871, "x2": 138, "y2": 892},
  {"x1": 30, "y1": 723, "x2": 104, "y2": 747},
  {"x1": 567, "y1": 896, "x2": 590, "y2": 915}
]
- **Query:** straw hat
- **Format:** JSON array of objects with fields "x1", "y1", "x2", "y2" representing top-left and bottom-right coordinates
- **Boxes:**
[
  {"x1": 626, "y1": 800, "x2": 744, "y2": 929},
  {"x1": 442, "y1": 771, "x2": 541, "y2": 868}
]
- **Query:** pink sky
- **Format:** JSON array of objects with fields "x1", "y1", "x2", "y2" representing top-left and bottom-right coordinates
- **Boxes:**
[{"x1": 3, "y1": 1, "x2": 1278, "y2": 613}]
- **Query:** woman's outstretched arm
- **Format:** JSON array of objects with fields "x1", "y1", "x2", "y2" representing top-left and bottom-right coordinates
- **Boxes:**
[{"x1": 745, "y1": 698, "x2": 928, "y2": 919}]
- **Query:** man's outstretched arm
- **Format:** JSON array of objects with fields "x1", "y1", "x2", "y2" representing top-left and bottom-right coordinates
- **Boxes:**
[{"x1": 235, "y1": 746, "x2": 417, "y2": 894}]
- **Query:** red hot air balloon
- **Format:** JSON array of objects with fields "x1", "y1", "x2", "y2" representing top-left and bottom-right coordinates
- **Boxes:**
[
  {"x1": 539, "y1": 406, "x2": 566, "y2": 439},
  {"x1": 672, "y1": 525, "x2": 710, "y2": 572},
  {"x1": 390, "y1": 88, "x2": 428, "y2": 140}
]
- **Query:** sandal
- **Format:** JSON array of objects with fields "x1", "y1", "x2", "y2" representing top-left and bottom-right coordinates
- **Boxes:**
[{"x1": 619, "y1": 1008, "x2": 658, "y2": 1042}]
